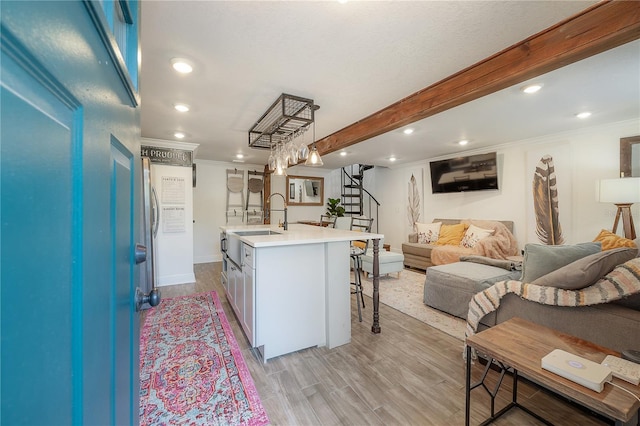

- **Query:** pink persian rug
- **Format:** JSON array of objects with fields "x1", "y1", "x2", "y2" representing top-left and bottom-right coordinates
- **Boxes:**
[{"x1": 139, "y1": 291, "x2": 269, "y2": 426}]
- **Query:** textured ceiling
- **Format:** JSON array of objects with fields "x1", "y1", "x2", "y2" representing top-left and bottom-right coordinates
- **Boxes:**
[{"x1": 139, "y1": 1, "x2": 638, "y2": 169}]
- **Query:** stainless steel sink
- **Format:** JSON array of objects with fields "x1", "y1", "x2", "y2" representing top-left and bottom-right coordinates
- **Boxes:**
[{"x1": 232, "y1": 230, "x2": 281, "y2": 236}]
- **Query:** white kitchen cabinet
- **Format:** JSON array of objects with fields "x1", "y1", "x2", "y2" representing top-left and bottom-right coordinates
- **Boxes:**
[
  {"x1": 221, "y1": 270, "x2": 228, "y2": 295},
  {"x1": 227, "y1": 262, "x2": 241, "y2": 319},
  {"x1": 219, "y1": 223, "x2": 383, "y2": 362},
  {"x1": 241, "y1": 244, "x2": 255, "y2": 345}
]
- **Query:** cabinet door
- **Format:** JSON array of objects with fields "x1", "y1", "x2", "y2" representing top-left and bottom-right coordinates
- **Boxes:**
[
  {"x1": 228, "y1": 264, "x2": 238, "y2": 313},
  {"x1": 221, "y1": 271, "x2": 228, "y2": 297},
  {"x1": 243, "y1": 266, "x2": 255, "y2": 346},
  {"x1": 235, "y1": 264, "x2": 245, "y2": 321}
]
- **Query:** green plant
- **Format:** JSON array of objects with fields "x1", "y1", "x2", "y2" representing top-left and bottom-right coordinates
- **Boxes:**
[{"x1": 326, "y1": 198, "x2": 345, "y2": 217}]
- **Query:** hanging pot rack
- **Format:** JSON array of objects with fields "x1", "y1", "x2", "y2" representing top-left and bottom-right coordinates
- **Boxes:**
[{"x1": 248, "y1": 93, "x2": 318, "y2": 150}]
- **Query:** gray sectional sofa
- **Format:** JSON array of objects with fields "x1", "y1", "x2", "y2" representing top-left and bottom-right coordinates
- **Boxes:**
[
  {"x1": 423, "y1": 261, "x2": 521, "y2": 327},
  {"x1": 486, "y1": 292, "x2": 640, "y2": 353},
  {"x1": 403, "y1": 218, "x2": 517, "y2": 270},
  {"x1": 424, "y1": 242, "x2": 640, "y2": 353}
]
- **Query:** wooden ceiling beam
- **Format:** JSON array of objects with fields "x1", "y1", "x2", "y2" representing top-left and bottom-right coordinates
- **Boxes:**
[{"x1": 314, "y1": 0, "x2": 640, "y2": 156}]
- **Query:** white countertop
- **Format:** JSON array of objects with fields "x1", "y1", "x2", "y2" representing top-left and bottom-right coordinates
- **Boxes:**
[{"x1": 221, "y1": 223, "x2": 384, "y2": 248}]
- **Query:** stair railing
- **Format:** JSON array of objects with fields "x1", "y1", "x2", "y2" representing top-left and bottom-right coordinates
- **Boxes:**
[{"x1": 341, "y1": 166, "x2": 381, "y2": 233}]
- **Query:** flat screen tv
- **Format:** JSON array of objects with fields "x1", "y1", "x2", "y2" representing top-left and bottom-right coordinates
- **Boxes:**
[{"x1": 429, "y1": 152, "x2": 498, "y2": 194}]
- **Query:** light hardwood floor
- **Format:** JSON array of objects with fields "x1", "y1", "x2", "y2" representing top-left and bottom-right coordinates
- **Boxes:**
[{"x1": 154, "y1": 263, "x2": 609, "y2": 425}]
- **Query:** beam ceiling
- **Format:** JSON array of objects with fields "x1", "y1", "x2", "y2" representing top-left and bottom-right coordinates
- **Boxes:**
[{"x1": 314, "y1": 0, "x2": 640, "y2": 157}]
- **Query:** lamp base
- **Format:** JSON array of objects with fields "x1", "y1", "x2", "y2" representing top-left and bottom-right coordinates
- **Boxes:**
[{"x1": 612, "y1": 203, "x2": 636, "y2": 240}]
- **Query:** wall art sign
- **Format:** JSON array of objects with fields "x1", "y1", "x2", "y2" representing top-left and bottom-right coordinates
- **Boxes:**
[
  {"x1": 141, "y1": 146, "x2": 192, "y2": 167},
  {"x1": 161, "y1": 176, "x2": 185, "y2": 204},
  {"x1": 162, "y1": 207, "x2": 185, "y2": 233}
]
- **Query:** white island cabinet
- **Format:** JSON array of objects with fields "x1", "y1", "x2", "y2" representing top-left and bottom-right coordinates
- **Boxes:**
[{"x1": 220, "y1": 224, "x2": 383, "y2": 362}]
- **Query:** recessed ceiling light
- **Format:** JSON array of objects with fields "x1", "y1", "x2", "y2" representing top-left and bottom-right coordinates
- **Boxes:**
[
  {"x1": 174, "y1": 132, "x2": 185, "y2": 139},
  {"x1": 339, "y1": 151, "x2": 347, "y2": 156},
  {"x1": 232, "y1": 159, "x2": 245, "y2": 163},
  {"x1": 236, "y1": 154, "x2": 244, "y2": 159},
  {"x1": 522, "y1": 84, "x2": 543, "y2": 94},
  {"x1": 403, "y1": 128, "x2": 414, "y2": 135},
  {"x1": 458, "y1": 140, "x2": 469, "y2": 146},
  {"x1": 389, "y1": 156, "x2": 396, "y2": 162},
  {"x1": 171, "y1": 58, "x2": 193, "y2": 74},
  {"x1": 174, "y1": 103, "x2": 190, "y2": 112},
  {"x1": 576, "y1": 111, "x2": 592, "y2": 119}
]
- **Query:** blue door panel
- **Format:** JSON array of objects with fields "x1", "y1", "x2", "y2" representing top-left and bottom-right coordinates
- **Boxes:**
[
  {"x1": 1, "y1": 55, "x2": 78, "y2": 424},
  {"x1": 111, "y1": 138, "x2": 135, "y2": 425},
  {"x1": 1, "y1": 1, "x2": 141, "y2": 424}
]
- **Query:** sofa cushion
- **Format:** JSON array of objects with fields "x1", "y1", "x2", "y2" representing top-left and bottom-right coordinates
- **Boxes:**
[
  {"x1": 416, "y1": 222, "x2": 441, "y2": 244},
  {"x1": 436, "y1": 223, "x2": 467, "y2": 246},
  {"x1": 614, "y1": 293, "x2": 640, "y2": 311},
  {"x1": 460, "y1": 224, "x2": 495, "y2": 248},
  {"x1": 424, "y1": 262, "x2": 521, "y2": 321},
  {"x1": 427, "y1": 262, "x2": 521, "y2": 292},
  {"x1": 532, "y1": 246, "x2": 639, "y2": 290},
  {"x1": 401, "y1": 242, "x2": 435, "y2": 258},
  {"x1": 362, "y1": 250, "x2": 404, "y2": 265},
  {"x1": 593, "y1": 229, "x2": 638, "y2": 251},
  {"x1": 520, "y1": 242, "x2": 602, "y2": 283}
]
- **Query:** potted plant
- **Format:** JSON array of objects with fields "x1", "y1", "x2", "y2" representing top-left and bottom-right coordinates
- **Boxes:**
[{"x1": 326, "y1": 198, "x2": 345, "y2": 217}]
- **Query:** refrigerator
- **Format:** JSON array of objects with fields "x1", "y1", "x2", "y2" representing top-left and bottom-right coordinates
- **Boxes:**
[{"x1": 138, "y1": 156, "x2": 161, "y2": 310}]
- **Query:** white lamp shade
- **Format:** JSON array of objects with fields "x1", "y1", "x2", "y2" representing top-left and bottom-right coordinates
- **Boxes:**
[{"x1": 598, "y1": 177, "x2": 640, "y2": 203}]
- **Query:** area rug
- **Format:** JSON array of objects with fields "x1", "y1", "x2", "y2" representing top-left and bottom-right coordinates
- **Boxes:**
[
  {"x1": 360, "y1": 269, "x2": 466, "y2": 340},
  {"x1": 139, "y1": 291, "x2": 269, "y2": 426}
]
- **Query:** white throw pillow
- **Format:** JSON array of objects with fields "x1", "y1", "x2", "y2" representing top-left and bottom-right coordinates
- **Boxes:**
[
  {"x1": 460, "y1": 224, "x2": 495, "y2": 248},
  {"x1": 416, "y1": 222, "x2": 441, "y2": 244}
]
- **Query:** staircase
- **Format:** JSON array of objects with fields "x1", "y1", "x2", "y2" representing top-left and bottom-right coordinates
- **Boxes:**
[{"x1": 341, "y1": 164, "x2": 380, "y2": 232}]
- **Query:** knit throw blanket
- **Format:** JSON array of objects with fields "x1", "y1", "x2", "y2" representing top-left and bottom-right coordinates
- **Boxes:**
[{"x1": 465, "y1": 257, "x2": 640, "y2": 343}]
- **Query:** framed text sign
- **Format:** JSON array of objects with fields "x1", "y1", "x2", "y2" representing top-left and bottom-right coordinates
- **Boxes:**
[{"x1": 141, "y1": 146, "x2": 192, "y2": 167}]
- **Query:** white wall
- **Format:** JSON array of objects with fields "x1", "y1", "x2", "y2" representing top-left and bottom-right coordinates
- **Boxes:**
[
  {"x1": 372, "y1": 119, "x2": 639, "y2": 253},
  {"x1": 194, "y1": 119, "x2": 638, "y2": 263},
  {"x1": 192, "y1": 162, "x2": 332, "y2": 263},
  {"x1": 152, "y1": 163, "x2": 195, "y2": 286}
]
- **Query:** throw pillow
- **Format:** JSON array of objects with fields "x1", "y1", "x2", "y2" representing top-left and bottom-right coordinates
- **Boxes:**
[
  {"x1": 532, "y1": 246, "x2": 638, "y2": 289},
  {"x1": 520, "y1": 242, "x2": 602, "y2": 283},
  {"x1": 436, "y1": 223, "x2": 468, "y2": 246},
  {"x1": 460, "y1": 224, "x2": 495, "y2": 248},
  {"x1": 593, "y1": 229, "x2": 637, "y2": 251},
  {"x1": 416, "y1": 222, "x2": 441, "y2": 244}
]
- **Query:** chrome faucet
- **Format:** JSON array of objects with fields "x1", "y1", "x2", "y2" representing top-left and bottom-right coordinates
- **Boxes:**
[{"x1": 266, "y1": 192, "x2": 288, "y2": 230}]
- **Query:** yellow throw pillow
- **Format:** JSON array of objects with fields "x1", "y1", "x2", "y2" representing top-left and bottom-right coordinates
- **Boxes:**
[
  {"x1": 593, "y1": 229, "x2": 637, "y2": 251},
  {"x1": 436, "y1": 223, "x2": 468, "y2": 246}
]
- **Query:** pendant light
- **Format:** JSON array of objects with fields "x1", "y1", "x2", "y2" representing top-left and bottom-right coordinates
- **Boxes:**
[{"x1": 304, "y1": 122, "x2": 323, "y2": 166}]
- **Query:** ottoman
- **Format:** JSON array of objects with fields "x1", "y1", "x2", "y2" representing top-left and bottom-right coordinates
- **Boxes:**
[
  {"x1": 362, "y1": 250, "x2": 405, "y2": 278},
  {"x1": 423, "y1": 261, "x2": 521, "y2": 325}
]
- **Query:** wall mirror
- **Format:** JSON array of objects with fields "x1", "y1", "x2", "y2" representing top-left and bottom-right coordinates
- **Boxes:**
[
  {"x1": 286, "y1": 175, "x2": 324, "y2": 206},
  {"x1": 620, "y1": 136, "x2": 640, "y2": 178}
]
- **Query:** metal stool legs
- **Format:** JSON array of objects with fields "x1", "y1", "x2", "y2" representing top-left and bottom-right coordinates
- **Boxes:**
[{"x1": 351, "y1": 253, "x2": 366, "y2": 322}]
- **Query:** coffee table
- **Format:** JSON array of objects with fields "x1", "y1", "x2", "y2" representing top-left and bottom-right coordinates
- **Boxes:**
[{"x1": 465, "y1": 317, "x2": 640, "y2": 426}]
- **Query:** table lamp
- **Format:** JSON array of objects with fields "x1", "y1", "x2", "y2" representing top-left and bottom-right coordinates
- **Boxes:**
[{"x1": 598, "y1": 177, "x2": 640, "y2": 240}]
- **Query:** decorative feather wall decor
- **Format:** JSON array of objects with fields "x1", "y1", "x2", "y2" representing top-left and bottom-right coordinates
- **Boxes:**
[
  {"x1": 533, "y1": 155, "x2": 564, "y2": 245},
  {"x1": 407, "y1": 174, "x2": 421, "y2": 233}
]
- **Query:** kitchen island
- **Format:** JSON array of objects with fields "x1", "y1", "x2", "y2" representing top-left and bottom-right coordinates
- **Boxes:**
[{"x1": 220, "y1": 223, "x2": 383, "y2": 362}]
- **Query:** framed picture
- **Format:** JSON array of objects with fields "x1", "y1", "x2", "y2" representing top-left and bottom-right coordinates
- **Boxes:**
[{"x1": 286, "y1": 175, "x2": 324, "y2": 206}]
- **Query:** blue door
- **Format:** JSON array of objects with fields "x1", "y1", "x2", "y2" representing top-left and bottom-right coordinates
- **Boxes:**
[{"x1": 1, "y1": 1, "x2": 142, "y2": 423}]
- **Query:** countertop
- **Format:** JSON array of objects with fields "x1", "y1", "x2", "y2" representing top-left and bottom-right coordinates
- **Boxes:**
[{"x1": 221, "y1": 223, "x2": 384, "y2": 248}]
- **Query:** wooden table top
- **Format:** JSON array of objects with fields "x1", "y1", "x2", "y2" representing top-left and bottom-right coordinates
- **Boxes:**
[{"x1": 466, "y1": 317, "x2": 640, "y2": 423}]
